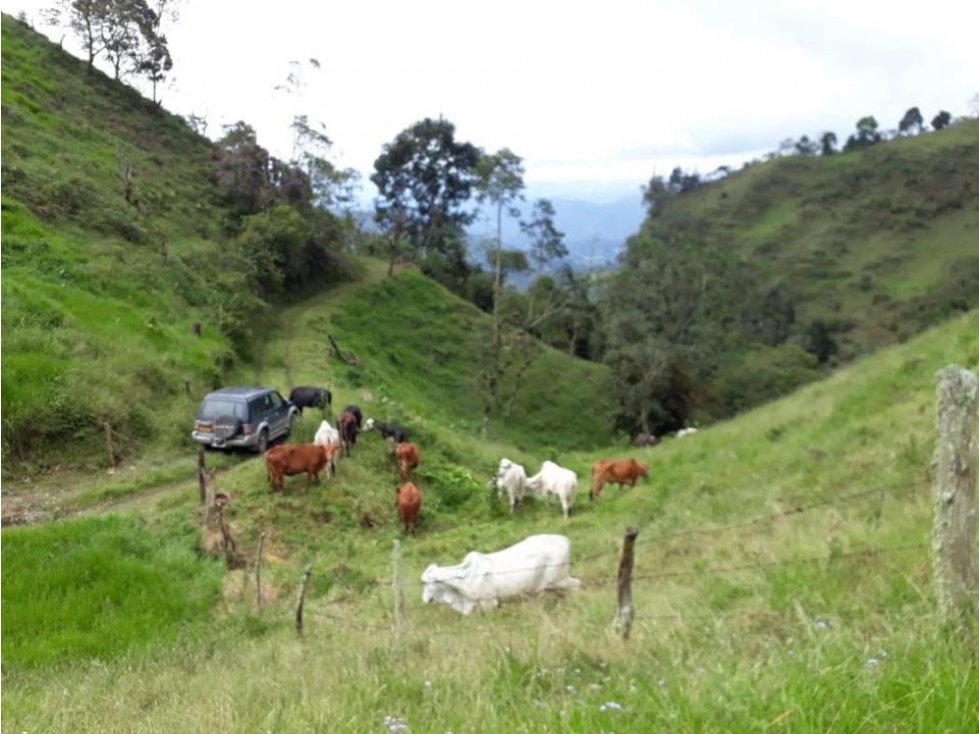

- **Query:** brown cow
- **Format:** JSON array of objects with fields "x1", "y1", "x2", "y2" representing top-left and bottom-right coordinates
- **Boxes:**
[
  {"x1": 394, "y1": 441, "x2": 420, "y2": 480},
  {"x1": 265, "y1": 443, "x2": 333, "y2": 492},
  {"x1": 337, "y1": 410, "x2": 359, "y2": 457},
  {"x1": 395, "y1": 482, "x2": 422, "y2": 534},
  {"x1": 590, "y1": 457, "x2": 649, "y2": 500}
]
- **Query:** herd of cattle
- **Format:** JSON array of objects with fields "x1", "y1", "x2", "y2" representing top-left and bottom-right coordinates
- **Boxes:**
[{"x1": 260, "y1": 385, "x2": 684, "y2": 614}]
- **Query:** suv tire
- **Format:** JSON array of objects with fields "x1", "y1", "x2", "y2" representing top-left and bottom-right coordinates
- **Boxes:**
[
  {"x1": 255, "y1": 429, "x2": 269, "y2": 455},
  {"x1": 213, "y1": 415, "x2": 242, "y2": 441}
]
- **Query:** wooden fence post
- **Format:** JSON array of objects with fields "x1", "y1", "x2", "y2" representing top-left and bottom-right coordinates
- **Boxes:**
[
  {"x1": 932, "y1": 366, "x2": 978, "y2": 625},
  {"x1": 393, "y1": 540, "x2": 405, "y2": 637},
  {"x1": 197, "y1": 445, "x2": 207, "y2": 506},
  {"x1": 104, "y1": 422, "x2": 117, "y2": 472},
  {"x1": 256, "y1": 532, "x2": 266, "y2": 612},
  {"x1": 295, "y1": 564, "x2": 312, "y2": 637},
  {"x1": 614, "y1": 527, "x2": 640, "y2": 640}
]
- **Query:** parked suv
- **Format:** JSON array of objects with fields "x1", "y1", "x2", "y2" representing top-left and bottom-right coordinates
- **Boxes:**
[{"x1": 191, "y1": 386, "x2": 299, "y2": 453}]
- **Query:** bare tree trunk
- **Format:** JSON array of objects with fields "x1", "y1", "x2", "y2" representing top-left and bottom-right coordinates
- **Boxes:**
[{"x1": 932, "y1": 366, "x2": 978, "y2": 626}]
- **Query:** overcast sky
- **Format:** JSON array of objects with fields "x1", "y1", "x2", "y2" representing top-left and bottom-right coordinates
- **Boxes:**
[{"x1": 9, "y1": 0, "x2": 979, "y2": 204}]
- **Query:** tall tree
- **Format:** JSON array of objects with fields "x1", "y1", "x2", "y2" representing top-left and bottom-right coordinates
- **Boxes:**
[
  {"x1": 475, "y1": 148, "x2": 525, "y2": 349},
  {"x1": 898, "y1": 106, "x2": 924, "y2": 135},
  {"x1": 844, "y1": 115, "x2": 883, "y2": 152},
  {"x1": 520, "y1": 198, "x2": 567, "y2": 271},
  {"x1": 932, "y1": 110, "x2": 952, "y2": 131},
  {"x1": 819, "y1": 131, "x2": 838, "y2": 156},
  {"x1": 371, "y1": 117, "x2": 481, "y2": 269}
]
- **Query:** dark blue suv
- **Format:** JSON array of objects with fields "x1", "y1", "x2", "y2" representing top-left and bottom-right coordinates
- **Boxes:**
[{"x1": 191, "y1": 386, "x2": 299, "y2": 453}]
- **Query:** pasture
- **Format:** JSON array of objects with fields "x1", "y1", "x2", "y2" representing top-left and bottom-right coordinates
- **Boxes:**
[{"x1": 3, "y1": 308, "x2": 977, "y2": 733}]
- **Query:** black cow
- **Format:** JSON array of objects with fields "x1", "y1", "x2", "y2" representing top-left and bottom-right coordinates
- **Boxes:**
[
  {"x1": 289, "y1": 386, "x2": 332, "y2": 415},
  {"x1": 343, "y1": 404, "x2": 363, "y2": 429},
  {"x1": 377, "y1": 422, "x2": 409, "y2": 443}
]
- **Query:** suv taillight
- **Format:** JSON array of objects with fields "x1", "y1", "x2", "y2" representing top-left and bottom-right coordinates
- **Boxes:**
[{"x1": 243, "y1": 424, "x2": 255, "y2": 435}]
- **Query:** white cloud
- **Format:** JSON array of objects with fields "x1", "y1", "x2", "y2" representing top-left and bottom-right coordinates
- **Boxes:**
[{"x1": 8, "y1": 0, "x2": 978, "y2": 203}]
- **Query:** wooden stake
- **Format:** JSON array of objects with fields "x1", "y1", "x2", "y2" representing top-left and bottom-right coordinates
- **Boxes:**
[
  {"x1": 393, "y1": 540, "x2": 405, "y2": 637},
  {"x1": 295, "y1": 564, "x2": 312, "y2": 637},
  {"x1": 614, "y1": 527, "x2": 640, "y2": 640},
  {"x1": 256, "y1": 532, "x2": 266, "y2": 612},
  {"x1": 104, "y1": 422, "x2": 116, "y2": 472},
  {"x1": 932, "y1": 366, "x2": 978, "y2": 625}
]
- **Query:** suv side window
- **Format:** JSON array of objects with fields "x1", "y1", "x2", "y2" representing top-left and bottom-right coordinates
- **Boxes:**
[
  {"x1": 248, "y1": 397, "x2": 266, "y2": 421},
  {"x1": 268, "y1": 391, "x2": 284, "y2": 410}
]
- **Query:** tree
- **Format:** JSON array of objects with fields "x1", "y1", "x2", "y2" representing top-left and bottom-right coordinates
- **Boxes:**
[
  {"x1": 844, "y1": 115, "x2": 882, "y2": 152},
  {"x1": 932, "y1": 110, "x2": 952, "y2": 131},
  {"x1": 898, "y1": 106, "x2": 924, "y2": 135},
  {"x1": 520, "y1": 198, "x2": 567, "y2": 270},
  {"x1": 819, "y1": 131, "x2": 838, "y2": 156},
  {"x1": 794, "y1": 135, "x2": 819, "y2": 156},
  {"x1": 475, "y1": 148, "x2": 526, "y2": 348},
  {"x1": 215, "y1": 121, "x2": 272, "y2": 226},
  {"x1": 371, "y1": 117, "x2": 481, "y2": 268},
  {"x1": 641, "y1": 174, "x2": 671, "y2": 216},
  {"x1": 139, "y1": 0, "x2": 179, "y2": 103},
  {"x1": 290, "y1": 115, "x2": 359, "y2": 211}
]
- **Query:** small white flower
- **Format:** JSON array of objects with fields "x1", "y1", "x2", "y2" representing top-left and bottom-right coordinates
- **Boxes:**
[
  {"x1": 658, "y1": 679, "x2": 667, "y2": 687},
  {"x1": 877, "y1": 649, "x2": 888, "y2": 659},
  {"x1": 589, "y1": 683, "x2": 602, "y2": 692},
  {"x1": 602, "y1": 701, "x2": 623, "y2": 711},
  {"x1": 866, "y1": 658, "x2": 879, "y2": 667},
  {"x1": 424, "y1": 680, "x2": 432, "y2": 688},
  {"x1": 815, "y1": 619, "x2": 829, "y2": 631},
  {"x1": 560, "y1": 710, "x2": 567, "y2": 718},
  {"x1": 566, "y1": 684, "x2": 576, "y2": 693}
]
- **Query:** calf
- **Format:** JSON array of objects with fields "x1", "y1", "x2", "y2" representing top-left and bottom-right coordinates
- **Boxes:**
[
  {"x1": 337, "y1": 410, "x2": 359, "y2": 456},
  {"x1": 343, "y1": 404, "x2": 363, "y2": 428},
  {"x1": 494, "y1": 457, "x2": 530, "y2": 514},
  {"x1": 265, "y1": 443, "x2": 333, "y2": 492},
  {"x1": 363, "y1": 418, "x2": 410, "y2": 444},
  {"x1": 590, "y1": 457, "x2": 648, "y2": 500},
  {"x1": 395, "y1": 481, "x2": 422, "y2": 534},
  {"x1": 395, "y1": 441, "x2": 420, "y2": 480},
  {"x1": 289, "y1": 386, "x2": 332, "y2": 415}
]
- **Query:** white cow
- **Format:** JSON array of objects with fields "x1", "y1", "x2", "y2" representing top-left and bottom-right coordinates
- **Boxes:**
[
  {"x1": 313, "y1": 419, "x2": 341, "y2": 448},
  {"x1": 526, "y1": 460, "x2": 578, "y2": 519},
  {"x1": 494, "y1": 457, "x2": 530, "y2": 514},
  {"x1": 676, "y1": 427, "x2": 698, "y2": 438},
  {"x1": 421, "y1": 534, "x2": 581, "y2": 615}
]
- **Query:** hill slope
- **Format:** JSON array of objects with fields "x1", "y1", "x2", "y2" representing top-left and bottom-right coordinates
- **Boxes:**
[{"x1": 640, "y1": 122, "x2": 979, "y2": 360}]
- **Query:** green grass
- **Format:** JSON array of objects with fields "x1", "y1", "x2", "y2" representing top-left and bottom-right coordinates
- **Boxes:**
[{"x1": 0, "y1": 514, "x2": 224, "y2": 672}]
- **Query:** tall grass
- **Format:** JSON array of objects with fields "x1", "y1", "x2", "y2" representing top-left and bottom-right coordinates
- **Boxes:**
[{"x1": 1, "y1": 514, "x2": 224, "y2": 672}]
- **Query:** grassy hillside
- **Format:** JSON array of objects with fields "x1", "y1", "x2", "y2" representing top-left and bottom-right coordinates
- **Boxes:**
[
  {"x1": 643, "y1": 121, "x2": 979, "y2": 361},
  {"x1": 3, "y1": 304, "x2": 977, "y2": 731},
  {"x1": 0, "y1": 14, "x2": 249, "y2": 472}
]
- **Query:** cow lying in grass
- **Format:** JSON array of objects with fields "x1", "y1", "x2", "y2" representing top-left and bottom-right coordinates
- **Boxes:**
[{"x1": 421, "y1": 534, "x2": 580, "y2": 615}]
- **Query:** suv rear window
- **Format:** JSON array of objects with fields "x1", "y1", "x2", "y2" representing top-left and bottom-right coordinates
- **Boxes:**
[{"x1": 198, "y1": 399, "x2": 247, "y2": 420}]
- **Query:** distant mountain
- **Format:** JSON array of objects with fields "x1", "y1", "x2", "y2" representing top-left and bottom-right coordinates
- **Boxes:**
[{"x1": 468, "y1": 194, "x2": 645, "y2": 272}]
